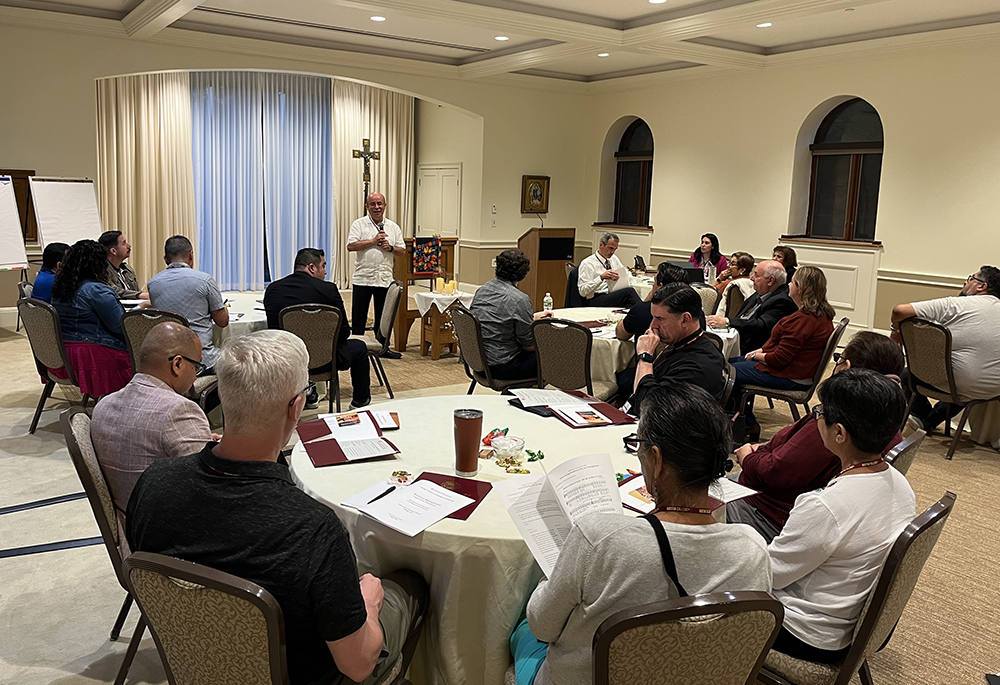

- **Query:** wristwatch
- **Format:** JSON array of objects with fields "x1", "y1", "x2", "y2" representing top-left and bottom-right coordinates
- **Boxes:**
[{"x1": 637, "y1": 352, "x2": 655, "y2": 364}]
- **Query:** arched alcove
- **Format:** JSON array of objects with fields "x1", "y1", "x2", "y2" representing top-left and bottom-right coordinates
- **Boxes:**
[{"x1": 598, "y1": 115, "x2": 654, "y2": 223}]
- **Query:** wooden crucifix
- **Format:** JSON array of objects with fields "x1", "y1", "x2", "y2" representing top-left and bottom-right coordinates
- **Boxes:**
[{"x1": 352, "y1": 138, "x2": 380, "y2": 210}]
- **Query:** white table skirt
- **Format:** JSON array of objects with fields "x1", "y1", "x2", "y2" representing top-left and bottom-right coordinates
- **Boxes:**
[
  {"x1": 547, "y1": 307, "x2": 634, "y2": 383},
  {"x1": 414, "y1": 291, "x2": 474, "y2": 317},
  {"x1": 966, "y1": 400, "x2": 1000, "y2": 447},
  {"x1": 290, "y1": 395, "x2": 638, "y2": 685},
  {"x1": 629, "y1": 275, "x2": 655, "y2": 301},
  {"x1": 214, "y1": 291, "x2": 269, "y2": 346},
  {"x1": 710, "y1": 327, "x2": 741, "y2": 361}
]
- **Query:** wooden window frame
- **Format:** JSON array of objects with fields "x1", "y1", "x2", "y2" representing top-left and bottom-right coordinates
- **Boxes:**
[{"x1": 613, "y1": 120, "x2": 654, "y2": 227}]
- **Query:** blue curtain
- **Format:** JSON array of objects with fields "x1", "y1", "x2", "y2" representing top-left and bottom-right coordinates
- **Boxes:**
[{"x1": 190, "y1": 71, "x2": 333, "y2": 290}]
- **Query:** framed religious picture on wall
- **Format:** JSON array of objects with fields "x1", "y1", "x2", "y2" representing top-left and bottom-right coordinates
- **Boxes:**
[{"x1": 520, "y1": 175, "x2": 550, "y2": 214}]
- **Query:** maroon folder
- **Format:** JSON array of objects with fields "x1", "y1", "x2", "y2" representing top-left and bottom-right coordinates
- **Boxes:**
[
  {"x1": 413, "y1": 472, "x2": 492, "y2": 520},
  {"x1": 548, "y1": 390, "x2": 636, "y2": 429},
  {"x1": 300, "y1": 411, "x2": 400, "y2": 467}
]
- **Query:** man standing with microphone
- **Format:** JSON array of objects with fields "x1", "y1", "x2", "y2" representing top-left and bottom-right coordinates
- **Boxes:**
[{"x1": 347, "y1": 192, "x2": 406, "y2": 358}]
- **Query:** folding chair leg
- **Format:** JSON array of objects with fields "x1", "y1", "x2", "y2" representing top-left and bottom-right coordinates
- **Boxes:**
[
  {"x1": 467, "y1": 380, "x2": 477, "y2": 395},
  {"x1": 767, "y1": 398, "x2": 775, "y2": 409},
  {"x1": 29, "y1": 380, "x2": 55, "y2": 434},
  {"x1": 376, "y1": 358, "x2": 394, "y2": 400},
  {"x1": 858, "y1": 659, "x2": 874, "y2": 685},
  {"x1": 113, "y1": 616, "x2": 147, "y2": 685},
  {"x1": 787, "y1": 401, "x2": 801, "y2": 421},
  {"x1": 110, "y1": 593, "x2": 133, "y2": 641},
  {"x1": 946, "y1": 404, "x2": 975, "y2": 460},
  {"x1": 335, "y1": 382, "x2": 341, "y2": 413},
  {"x1": 373, "y1": 359, "x2": 385, "y2": 387},
  {"x1": 902, "y1": 394, "x2": 916, "y2": 432}
]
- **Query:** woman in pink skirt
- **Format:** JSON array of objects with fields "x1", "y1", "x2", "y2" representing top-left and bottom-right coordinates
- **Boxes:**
[{"x1": 51, "y1": 240, "x2": 133, "y2": 397}]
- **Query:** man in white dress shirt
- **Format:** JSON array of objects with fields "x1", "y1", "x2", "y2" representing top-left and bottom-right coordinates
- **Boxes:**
[
  {"x1": 577, "y1": 232, "x2": 641, "y2": 307},
  {"x1": 347, "y1": 192, "x2": 406, "y2": 359}
]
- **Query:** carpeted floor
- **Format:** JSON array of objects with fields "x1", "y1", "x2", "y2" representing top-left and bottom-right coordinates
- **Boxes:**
[{"x1": 1, "y1": 297, "x2": 998, "y2": 684}]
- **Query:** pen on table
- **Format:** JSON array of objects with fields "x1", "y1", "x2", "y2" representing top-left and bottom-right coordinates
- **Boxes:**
[{"x1": 367, "y1": 486, "x2": 396, "y2": 504}]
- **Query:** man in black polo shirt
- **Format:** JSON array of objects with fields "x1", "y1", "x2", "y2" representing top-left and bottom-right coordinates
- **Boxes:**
[
  {"x1": 624, "y1": 283, "x2": 726, "y2": 417},
  {"x1": 263, "y1": 247, "x2": 372, "y2": 409},
  {"x1": 127, "y1": 330, "x2": 427, "y2": 685}
]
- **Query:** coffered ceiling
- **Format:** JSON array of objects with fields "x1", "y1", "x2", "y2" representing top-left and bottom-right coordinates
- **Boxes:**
[{"x1": 4, "y1": 0, "x2": 1000, "y2": 83}]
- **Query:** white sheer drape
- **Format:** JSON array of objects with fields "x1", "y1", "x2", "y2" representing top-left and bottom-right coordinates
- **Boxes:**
[
  {"x1": 333, "y1": 81, "x2": 415, "y2": 288},
  {"x1": 96, "y1": 73, "x2": 196, "y2": 285}
]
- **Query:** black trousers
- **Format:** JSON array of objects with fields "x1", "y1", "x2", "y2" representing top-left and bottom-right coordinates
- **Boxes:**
[
  {"x1": 771, "y1": 627, "x2": 850, "y2": 664},
  {"x1": 489, "y1": 350, "x2": 538, "y2": 381},
  {"x1": 352, "y1": 284, "x2": 388, "y2": 336},
  {"x1": 312, "y1": 339, "x2": 371, "y2": 404},
  {"x1": 588, "y1": 287, "x2": 642, "y2": 308}
]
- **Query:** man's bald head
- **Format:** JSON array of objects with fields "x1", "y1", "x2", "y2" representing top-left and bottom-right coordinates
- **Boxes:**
[{"x1": 138, "y1": 323, "x2": 203, "y2": 393}]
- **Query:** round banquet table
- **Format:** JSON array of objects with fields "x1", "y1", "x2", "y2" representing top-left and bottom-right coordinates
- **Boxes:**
[
  {"x1": 214, "y1": 291, "x2": 269, "y2": 346},
  {"x1": 629, "y1": 274, "x2": 655, "y2": 300},
  {"x1": 547, "y1": 307, "x2": 634, "y2": 383},
  {"x1": 289, "y1": 394, "x2": 638, "y2": 685}
]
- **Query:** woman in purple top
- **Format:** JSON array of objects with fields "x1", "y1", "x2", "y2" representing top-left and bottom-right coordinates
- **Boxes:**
[{"x1": 688, "y1": 233, "x2": 728, "y2": 274}]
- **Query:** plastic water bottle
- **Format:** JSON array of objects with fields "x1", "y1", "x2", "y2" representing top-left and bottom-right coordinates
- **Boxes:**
[
  {"x1": 543, "y1": 292, "x2": 554, "y2": 312},
  {"x1": 705, "y1": 263, "x2": 716, "y2": 284}
]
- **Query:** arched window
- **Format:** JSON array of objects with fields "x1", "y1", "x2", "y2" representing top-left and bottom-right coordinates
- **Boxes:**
[
  {"x1": 614, "y1": 119, "x2": 653, "y2": 226},
  {"x1": 807, "y1": 98, "x2": 883, "y2": 241}
]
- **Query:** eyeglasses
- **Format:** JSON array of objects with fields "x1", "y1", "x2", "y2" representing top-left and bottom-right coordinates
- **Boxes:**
[
  {"x1": 623, "y1": 434, "x2": 643, "y2": 454},
  {"x1": 811, "y1": 405, "x2": 824, "y2": 419},
  {"x1": 967, "y1": 274, "x2": 985, "y2": 284},
  {"x1": 832, "y1": 352, "x2": 846, "y2": 367},
  {"x1": 169, "y1": 355, "x2": 206, "y2": 376},
  {"x1": 289, "y1": 384, "x2": 312, "y2": 408}
]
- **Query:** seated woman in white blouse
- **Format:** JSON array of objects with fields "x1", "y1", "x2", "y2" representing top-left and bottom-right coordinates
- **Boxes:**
[
  {"x1": 769, "y1": 369, "x2": 916, "y2": 663},
  {"x1": 510, "y1": 382, "x2": 773, "y2": 685}
]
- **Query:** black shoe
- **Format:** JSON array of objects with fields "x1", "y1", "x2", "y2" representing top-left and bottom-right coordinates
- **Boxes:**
[
  {"x1": 380, "y1": 349, "x2": 402, "y2": 360},
  {"x1": 349, "y1": 398, "x2": 372, "y2": 410},
  {"x1": 305, "y1": 383, "x2": 319, "y2": 410}
]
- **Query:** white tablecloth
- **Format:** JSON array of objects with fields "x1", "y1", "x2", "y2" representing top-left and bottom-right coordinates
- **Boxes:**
[
  {"x1": 290, "y1": 395, "x2": 637, "y2": 685},
  {"x1": 709, "y1": 327, "x2": 741, "y2": 361},
  {"x1": 629, "y1": 275, "x2": 655, "y2": 300},
  {"x1": 967, "y1": 400, "x2": 1000, "y2": 447},
  {"x1": 414, "y1": 291, "x2": 474, "y2": 317},
  {"x1": 548, "y1": 307, "x2": 634, "y2": 383},
  {"x1": 214, "y1": 291, "x2": 269, "y2": 346}
]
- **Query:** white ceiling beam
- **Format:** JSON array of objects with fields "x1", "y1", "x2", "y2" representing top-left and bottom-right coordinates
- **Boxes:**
[
  {"x1": 637, "y1": 42, "x2": 765, "y2": 69},
  {"x1": 622, "y1": 0, "x2": 893, "y2": 46},
  {"x1": 457, "y1": 42, "x2": 599, "y2": 78},
  {"x1": 334, "y1": 0, "x2": 622, "y2": 45},
  {"x1": 122, "y1": 0, "x2": 206, "y2": 39}
]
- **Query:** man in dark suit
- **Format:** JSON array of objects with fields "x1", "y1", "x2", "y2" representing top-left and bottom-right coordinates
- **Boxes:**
[
  {"x1": 264, "y1": 248, "x2": 371, "y2": 409},
  {"x1": 707, "y1": 259, "x2": 797, "y2": 355}
]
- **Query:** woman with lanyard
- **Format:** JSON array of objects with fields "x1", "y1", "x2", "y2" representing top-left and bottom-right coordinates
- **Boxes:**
[
  {"x1": 510, "y1": 383, "x2": 772, "y2": 685},
  {"x1": 768, "y1": 369, "x2": 916, "y2": 663}
]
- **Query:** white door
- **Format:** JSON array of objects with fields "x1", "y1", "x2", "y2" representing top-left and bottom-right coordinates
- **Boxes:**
[{"x1": 417, "y1": 164, "x2": 462, "y2": 237}]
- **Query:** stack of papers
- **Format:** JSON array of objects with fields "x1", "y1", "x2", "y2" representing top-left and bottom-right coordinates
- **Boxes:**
[
  {"x1": 343, "y1": 479, "x2": 474, "y2": 536},
  {"x1": 509, "y1": 389, "x2": 577, "y2": 407},
  {"x1": 549, "y1": 404, "x2": 611, "y2": 426}
]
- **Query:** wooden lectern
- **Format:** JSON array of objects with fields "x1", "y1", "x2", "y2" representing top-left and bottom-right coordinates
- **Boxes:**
[
  {"x1": 392, "y1": 236, "x2": 458, "y2": 352},
  {"x1": 516, "y1": 227, "x2": 575, "y2": 311}
]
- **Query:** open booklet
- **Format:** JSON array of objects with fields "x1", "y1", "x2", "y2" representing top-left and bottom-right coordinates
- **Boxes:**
[
  {"x1": 610, "y1": 266, "x2": 631, "y2": 292},
  {"x1": 618, "y1": 473, "x2": 758, "y2": 515},
  {"x1": 298, "y1": 410, "x2": 400, "y2": 466},
  {"x1": 507, "y1": 389, "x2": 635, "y2": 428},
  {"x1": 494, "y1": 453, "x2": 622, "y2": 577},
  {"x1": 342, "y1": 479, "x2": 474, "y2": 537}
]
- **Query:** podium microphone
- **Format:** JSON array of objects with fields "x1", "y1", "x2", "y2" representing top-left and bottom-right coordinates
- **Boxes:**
[{"x1": 535, "y1": 213, "x2": 544, "y2": 228}]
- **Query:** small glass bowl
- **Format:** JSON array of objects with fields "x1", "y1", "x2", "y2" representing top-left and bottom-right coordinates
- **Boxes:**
[{"x1": 491, "y1": 435, "x2": 525, "y2": 460}]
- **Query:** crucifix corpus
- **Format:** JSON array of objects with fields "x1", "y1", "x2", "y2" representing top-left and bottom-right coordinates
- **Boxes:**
[{"x1": 352, "y1": 138, "x2": 380, "y2": 210}]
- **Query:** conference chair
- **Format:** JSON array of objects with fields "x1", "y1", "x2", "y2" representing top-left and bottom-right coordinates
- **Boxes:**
[
  {"x1": 532, "y1": 318, "x2": 616, "y2": 401},
  {"x1": 720, "y1": 361, "x2": 737, "y2": 408},
  {"x1": 594, "y1": 591, "x2": 783, "y2": 685},
  {"x1": 18, "y1": 297, "x2": 91, "y2": 433},
  {"x1": 61, "y1": 406, "x2": 147, "y2": 685},
  {"x1": 15, "y1": 280, "x2": 31, "y2": 331},
  {"x1": 738, "y1": 317, "x2": 849, "y2": 422},
  {"x1": 450, "y1": 305, "x2": 537, "y2": 395},
  {"x1": 280, "y1": 304, "x2": 342, "y2": 412},
  {"x1": 124, "y1": 552, "x2": 413, "y2": 685},
  {"x1": 885, "y1": 429, "x2": 925, "y2": 476},
  {"x1": 722, "y1": 283, "x2": 747, "y2": 319},
  {"x1": 120, "y1": 309, "x2": 219, "y2": 413},
  {"x1": 898, "y1": 317, "x2": 1000, "y2": 460},
  {"x1": 352, "y1": 280, "x2": 403, "y2": 400},
  {"x1": 757, "y1": 491, "x2": 956, "y2": 685},
  {"x1": 564, "y1": 261, "x2": 575, "y2": 280},
  {"x1": 564, "y1": 267, "x2": 586, "y2": 308},
  {"x1": 691, "y1": 282, "x2": 721, "y2": 316}
]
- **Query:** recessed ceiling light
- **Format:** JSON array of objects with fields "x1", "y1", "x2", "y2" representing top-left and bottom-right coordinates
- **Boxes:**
[
  {"x1": 756, "y1": 22, "x2": 772, "y2": 28},
  {"x1": 597, "y1": 52, "x2": 610, "y2": 57},
  {"x1": 495, "y1": 36, "x2": 509, "y2": 41},
  {"x1": 370, "y1": 15, "x2": 386, "y2": 22},
  {"x1": 648, "y1": 0, "x2": 667, "y2": 4}
]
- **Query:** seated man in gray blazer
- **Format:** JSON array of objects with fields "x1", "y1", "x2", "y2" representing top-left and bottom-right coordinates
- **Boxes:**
[{"x1": 91, "y1": 322, "x2": 213, "y2": 552}]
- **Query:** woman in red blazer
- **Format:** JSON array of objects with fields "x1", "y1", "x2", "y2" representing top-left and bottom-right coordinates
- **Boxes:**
[{"x1": 731, "y1": 265, "x2": 835, "y2": 439}]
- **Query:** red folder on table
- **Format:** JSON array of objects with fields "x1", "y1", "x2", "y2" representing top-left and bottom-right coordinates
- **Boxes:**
[
  {"x1": 549, "y1": 390, "x2": 635, "y2": 429},
  {"x1": 299, "y1": 411, "x2": 400, "y2": 467},
  {"x1": 413, "y1": 472, "x2": 492, "y2": 520}
]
